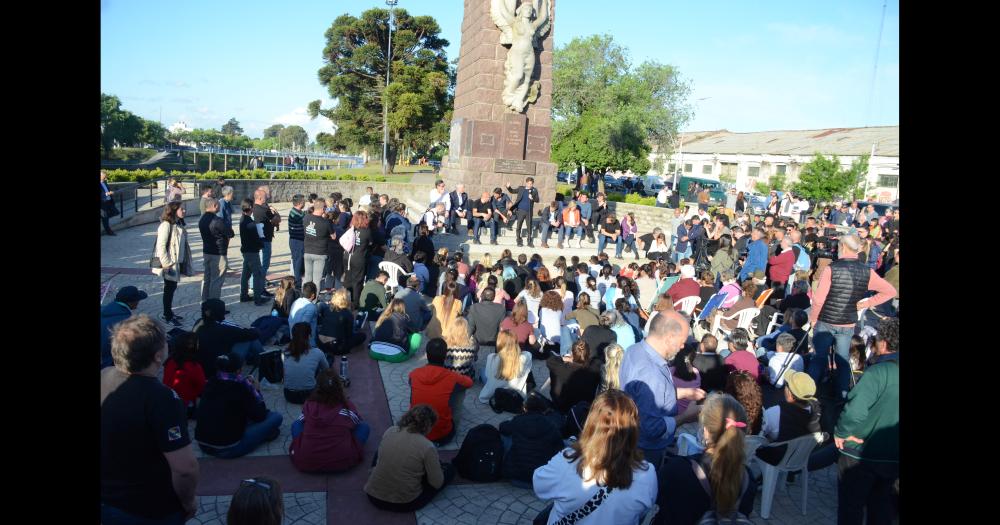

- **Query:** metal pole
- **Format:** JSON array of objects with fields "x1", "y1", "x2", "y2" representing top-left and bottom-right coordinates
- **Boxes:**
[{"x1": 383, "y1": 0, "x2": 398, "y2": 177}]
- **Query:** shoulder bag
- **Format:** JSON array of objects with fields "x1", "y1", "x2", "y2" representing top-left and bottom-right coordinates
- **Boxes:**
[{"x1": 149, "y1": 222, "x2": 173, "y2": 269}]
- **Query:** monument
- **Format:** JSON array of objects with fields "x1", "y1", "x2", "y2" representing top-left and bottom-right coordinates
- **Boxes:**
[{"x1": 440, "y1": 0, "x2": 558, "y2": 203}]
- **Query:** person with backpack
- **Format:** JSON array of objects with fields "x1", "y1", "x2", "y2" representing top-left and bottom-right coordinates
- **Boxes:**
[
  {"x1": 290, "y1": 369, "x2": 368, "y2": 473},
  {"x1": 653, "y1": 392, "x2": 757, "y2": 525},
  {"x1": 498, "y1": 393, "x2": 564, "y2": 488},
  {"x1": 365, "y1": 404, "x2": 455, "y2": 511},
  {"x1": 533, "y1": 390, "x2": 657, "y2": 525},
  {"x1": 162, "y1": 331, "x2": 206, "y2": 419},
  {"x1": 409, "y1": 338, "x2": 474, "y2": 446}
]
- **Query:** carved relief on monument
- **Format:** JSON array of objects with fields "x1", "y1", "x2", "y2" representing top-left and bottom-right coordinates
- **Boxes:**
[{"x1": 490, "y1": 0, "x2": 551, "y2": 114}]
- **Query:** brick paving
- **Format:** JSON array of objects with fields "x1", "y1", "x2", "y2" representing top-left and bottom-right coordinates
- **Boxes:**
[{"x1": 103, "y1": 201, "x2": 840, "y2": 525}]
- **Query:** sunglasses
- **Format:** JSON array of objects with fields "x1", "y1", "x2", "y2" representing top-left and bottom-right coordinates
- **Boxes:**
[{"x1": 241, "y1": 478, "x2": 272, "y2": 493}]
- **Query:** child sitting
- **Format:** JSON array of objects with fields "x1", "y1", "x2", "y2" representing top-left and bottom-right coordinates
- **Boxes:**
[{"x1": 162, "y1": 331, "x2": 206, "y2": 419}]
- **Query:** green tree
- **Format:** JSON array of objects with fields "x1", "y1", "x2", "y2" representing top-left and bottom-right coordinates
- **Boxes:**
[
  {"x1": 137, "y1": 120, "x2": 168, "y2": 147},
  {"x1": 309, "y1": 8, "x2": 453, "y2": 172},
  {"x1": 792, "y1": 153, "x2": 865, "y2": 202},
  {"x1": 278, "y1": 125, "x2": 309, "y2": 150},
  {"x1": 754, "y1": 181, "x2": 771, "y2": 194},
  {"x1": 252, "y1": 137, "x2": 279, "y2": 150},
  {"x1": 551, "y1": 35, "x2": 691, "y2": 179},
  {"x1": 221, "y1": 118, "x2": 244, "y2": 136},
  {"x1": 262, "y1": 124, "x2": 285, "y2": 138},
  {"x1": 842, "y1": 153, "x2": 870, "y2": 200},
  {"x1": 101, "y1": 93, "x2": 144, "y2": 158}
]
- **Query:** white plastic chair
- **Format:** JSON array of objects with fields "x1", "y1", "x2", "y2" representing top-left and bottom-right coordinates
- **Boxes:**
[
  {"x1": 676, "y1": 296, "x2": 702, "y2": 317},
  {"x1": 753, "y1": 431, "x2": 827, "y2": 519},
  {"x1": 766, "y1": 312, "x2": 785, "y2": 335},
  {"x1": 639, "y1": 503, "x2": 660, "y2": 525},
  {"x1": 712, "y1": 307, "x2": 761, "y2": 339},
  {"x1": 378, "y1": 261, "x2": 411, "y2": 296}
]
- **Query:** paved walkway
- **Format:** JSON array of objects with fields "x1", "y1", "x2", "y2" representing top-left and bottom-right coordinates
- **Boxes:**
[{"x1": 101, "y1": 202, "x2": 839, "y2": 525}]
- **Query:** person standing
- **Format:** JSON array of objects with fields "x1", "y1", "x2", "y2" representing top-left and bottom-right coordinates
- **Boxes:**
[
  {"x1": 216, "y1": 186, "x2": 235, "y2": 227},
  {"x1": 211, "y1": 176, "x2": 226, "y2": 199},
  {"x1": 617, "y1": 212, "x2": 640, "y2": 260},
  {"x1": 154, "y1": 202, "x2": 194, "y2": 327},
  {"x1": 198, "y1": 185, "x2": 213, "y2": 215},
  {"x1": 739, "y1": 228, "x2": 769, "y2": 282},
  {"x1": 359, "y1": 186, "x2": 374, "y2": 207},
  {"x1": 302, "y1": 202, "x2": 335, "y2": 291},
  {"x1": 656, "y1": 186, "x2": 670, "y2": 208},
  {"x1": 287, "y1": 194, "x2": 306, "y2": 289},
  {"x1": 238, "y1": 199, "x2": 268, "y2": 306},
  {"x1": 199, "y1": 198, "x2": 234, "y2": 301},
  {"x1": 101, "y1": 315, "x2": 200, "y2": 524},
  {"x1": 428, "y1": 179, "x2": 451, "y2": 215},
  {"x1": 506, "y1": 177, "x2": 540, "y2": 247},
  {"x1": 448, "y1": 183, "x2": 468, "y2": 235},
  {"x1": 251, "y1": 188, "x2": 278, "y2": 293},
  {"x1": 100, "y1": 170, "x2": 117, "y2": 236},
  {"x1": 344, "y1": 210, "x2": 373, "y2": 309}
]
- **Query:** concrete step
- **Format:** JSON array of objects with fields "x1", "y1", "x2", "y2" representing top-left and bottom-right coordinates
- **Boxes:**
[{"x1": 422, "y1": 229, "x2": 649, "y2": 267}]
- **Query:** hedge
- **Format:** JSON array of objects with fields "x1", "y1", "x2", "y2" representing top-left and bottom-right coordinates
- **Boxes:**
[
  {"x1": 104, "y1": 168, "x2": 387, "y2": 184},
  {"x1": 607, "y1": 192, "x2": 657, "y2": 207}
]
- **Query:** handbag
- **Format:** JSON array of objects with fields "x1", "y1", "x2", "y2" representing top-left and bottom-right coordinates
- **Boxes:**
[
  {"x1": 488, "y1": 387, "x2": 524, "y2": 414},
  {"x1": 148, "y1": 223, "x2": 174, "y2": 269}
]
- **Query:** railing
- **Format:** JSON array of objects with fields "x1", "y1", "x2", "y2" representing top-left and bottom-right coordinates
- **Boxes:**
[
  {"x1": 164, "y1": 145, "x2": 364, "y2": 166},
  {"x1": 109, "y1": 175, "x2": 200, "y2": 222}
]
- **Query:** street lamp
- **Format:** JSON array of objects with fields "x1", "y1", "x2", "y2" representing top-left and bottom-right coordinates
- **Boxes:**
[{"x1": 383, "y1": 0, "x2": 399, "y2": 177}]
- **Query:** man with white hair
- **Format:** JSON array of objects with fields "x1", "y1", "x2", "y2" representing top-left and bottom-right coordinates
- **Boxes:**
[
  {"x1": 666, "y1": 264, "x2": 699, "y2": 309},
  {"x1": 448, "y1": 183, "x2": 468, "y2": 235},
  {"x1": 808, "y1": 234, "x2": 896, "y2": 398}
]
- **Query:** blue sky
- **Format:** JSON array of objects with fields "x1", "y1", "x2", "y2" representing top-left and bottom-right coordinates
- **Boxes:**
[{"x1": 101, "y1": 0, "x2": 898, "y2": 140}]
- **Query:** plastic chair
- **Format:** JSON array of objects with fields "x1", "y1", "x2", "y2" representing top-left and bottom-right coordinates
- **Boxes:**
[
  {"x1": 755, "y1": 287, "x2": 774, "y2": 308},
  {"x1": 639, "y1": 503, "x2": 660, "y2": 525},
  {"x1": 743, "y1": 434, "x2": 768, "y2": 467},
  {"x1": 712, "y1": 307, "x2": 761, "y2": 339},
  {"x1": 378, "y1": 261, "x2": 411, "y2": 296},
  {"x1": 753, "y1": 431, "x2": 827, "y2": 519},
  {"x1": 766, "y1": 312, "x2": 785, "y2": 335},
  {"x1": 676, "y1": 296, "x2": 702, "y2": 317}
]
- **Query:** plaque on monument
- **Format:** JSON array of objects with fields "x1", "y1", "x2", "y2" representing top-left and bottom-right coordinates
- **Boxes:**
[
  {"x1": 469, "y1": 121, "x2": 503, "y2": 158},
  {"x1": 501, "y1": 113, "x2": 528, "y2": 160},
  {"x1": 494, "y1": 159, "x2": 537, "y2": 175},
  {"x1": 525, "y1": 125, "x2": 550, "y2": 162}
]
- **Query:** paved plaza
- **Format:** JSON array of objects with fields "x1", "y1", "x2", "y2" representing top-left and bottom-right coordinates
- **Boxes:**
[{"x1": 101, "y1": 202, "x2": 839, "y2": 524}]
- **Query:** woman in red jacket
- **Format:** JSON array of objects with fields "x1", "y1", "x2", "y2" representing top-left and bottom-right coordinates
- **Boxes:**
[
  {"x1": 289, "y1": 369, "x2": 370, "y2": 473},
  {"x1": 162, "y1": 331, "x2": 206, "y2": 418},
  {"x1": 767, "y1": 237, "x2": 795, "y2": 296}
]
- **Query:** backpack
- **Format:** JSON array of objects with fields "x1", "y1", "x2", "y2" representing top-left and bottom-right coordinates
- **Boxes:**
[
  {"x1": 339, "y1": 226, "x2": 356, "y2": 253},
  {"x1": 691, "y1": 458, "x2": 754, "y2": 525},
  {"x1": 256, "y1": 350, "x2": 284, "y2": 383},
  {"x1": 451, "y1": 424, "x2": 504, "y2": 482},
  {"x1": 489, "y1": 387, "x2": 524, "y2": 414}
]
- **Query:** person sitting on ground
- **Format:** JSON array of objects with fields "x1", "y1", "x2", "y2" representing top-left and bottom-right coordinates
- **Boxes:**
[
  {"x1": 163, "y1": 331, "x2": 207, "y2": 419},
  {"x1": 371, "y1": 299, "x2": 420, "y2": 361},
  {"x1": 193, "y1": 298, "x2": 263, "y2": 378},
  {"x1": 317, "y1": 289, "x2": 366, "y2": 355},
  {"x1": 597, "y1": 343, "x2": 625, "y2": 394},
  {"x1": 477, "y1": 275, "x2": 510, "y2": 306},
  {"x1": 547, "y1": 339, "x2": 602, "y2": 413},
  {"x1": 763, "y1": 333, "x2": 805, "y2": 390},
  {"x1": 282, "y1": 322, "x2": 330, "y2": 404},
  {"x1": 226, "y1": 476, "x2": 283, "y2": 525},
  {"x1": 290, "y1": 369, "x2": 369, "y2": 473},
  {"x1": 365, "y1": 404, "x2": 456, "y2": 511},
  {"x1": 395, "y1": 275, "x2": 433, "y2": 332},
  {"x1": 582, "y1": 309, "x2": 619, "y2": 363},
  {"x1": 756, "y1": 371, "x2": 821, "y2": 488},
  {"x1": 724, "y1": 370, "x2": 764, "y2": 435},
  {"x1": 288, "y1": 282, "x2": 320, "y2": 347},
  {"x1": 411, "y1": 252, "x2": 431, "y2": 293},
  {"x1": 566, "y1": 291, "x2": 601, "y2": 333},
  {"x1": 538, "y1": 289, "x2": 566, "y2": 347},
  {"x1": 670, "y1": 342, "x2": 702, "y2": 416},
  {"x1": 443, "y1": 317, "x2": 477, "y2": 379},
  {"x1": 692, "y1": 334, "x2": 727, "y2": 393},
  {"x1": 533, "y1": 390, "x2": 657, "y2": 525},
  {"x1": 654, "y1": 393, "x2": 757, "y2": 525},
  {"x1": 409, "y1": 338, "x2": 474, "y2": 446},
  {"x1": 667, "y1": 264, "x2": 700, "y2": 309},
  {"x1": 515, "y1": 278, "x2": 544, "y2": 326},
  {"x1": 500, "y1": 300, "x2": 539, "y2": 354},
  {"x1": 272, "y1": 276, "x2": 298, "y2": 319},
  {"x1": 359, "y1": 271, "x2": 389, "y2": 316},
  {"x1": 100, "y1": 286, "x2": 149, "y2": 369},
  {"x1": 425, "y1": 281, "x2": 462, "y2": 340},
  {"x1": 580, "y1": 275, "x2": 602, "y2": 310},
  {"x1": 723, "y1": 328, "x2": 759, "y2": 379},
  {"x1": 480, "y1": 330, "x2": 534, "y2": 402},
  {"x1": 467, "y1": 286, "x2": 506, "y2": 351},
  {"x1": 499, "y1": 393, "x2": 566, "y2": 488},
  {"x1": 195, "y1": 352, "x2": 283, "y2": 459}
]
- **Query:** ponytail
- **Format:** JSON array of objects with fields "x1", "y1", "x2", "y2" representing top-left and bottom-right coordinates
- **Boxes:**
[{"x1": 709, "y1": 422, "x2": 746, "y2": 514}]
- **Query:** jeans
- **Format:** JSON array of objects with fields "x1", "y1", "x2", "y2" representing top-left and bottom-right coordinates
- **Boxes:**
[
  {"x1": 240, "y1": 251, "x2": 265, "y2": 299},
  {"x1": 231, "y1": 340, "x2": 264, "y2": 367},
  {"x1": 514, "y1": 209, "x2": 532, "y2": 244},
  {"x1": 837, "y1": 454, "x2": 898, "y2": 525},
  {"x1": 598, "y1": 234, "x2": 614, "y2": 255},
  {"x1": 293, "y1": 419, "x2": 371, "y2": 445},
  {"x1": 202, "y1": 254, "x2": 226, "y2": 301},
  {"x1": 560, "y1": 324, "x2": 579, "y2": 356},
  {"x1": 472, "y1": 217, "x2": 497, "y2": 243},
  {"x1": 251, "y1": 241, "x2": 272, "y2": 290},
  {"x1": 449, "y1": 211, "x2": 468, "y2": 233},
  {"x1": 162, "y1": 278, "x2": 178, "y2": 319},
  {"x1": 539, "y1": 222, "x2": 560, "y2": 244},
  {"x1": 813, "y1": 321, "x2": 855, "y2": 365},
  {"x1": 289, "y1": 238, "x2": 305, "y2": 288},
  {"x1": 200, "y1": 411, "x2": 283, "y2": 459},
  {"x1": 100, "y1": 504, "x2": 185, "y2": 525},
  {"x1": 672, "y1": 245, "x2": 692, "y2": 263},
  {"x1": 302, "y1": 253, "x2": 327, "y2": 290},
  {"x1": 616, "y1": 235, "x2": 639, "y2": 259},
  {"x1": 558, "y1": 225, "x2": 583, "y2": 245},
  {"x1": 805, "y1": 351, "x2": 851, "y2": 400}
]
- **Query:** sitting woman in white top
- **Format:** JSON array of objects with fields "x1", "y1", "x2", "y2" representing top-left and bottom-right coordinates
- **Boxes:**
[
  {"x1": 537, "y1": 290, "x2": 566, "y2": 345},
  {"x1": 533, "y1": 389, "x2": 657, "y2": 524},
  {"x1": 515, "y1": 278, "x2": 544, "y2": 326},
  {"x1": 282, "y1": 322, "x2": 330, "y2": 404},
  {"x1": 479, "y1": 330, "x2": 534, "y2": 402}
]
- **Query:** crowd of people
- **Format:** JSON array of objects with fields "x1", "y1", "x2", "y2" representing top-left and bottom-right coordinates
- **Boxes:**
[{"x1": 100, "y1": 174, "x2": 899, "y2": 525}]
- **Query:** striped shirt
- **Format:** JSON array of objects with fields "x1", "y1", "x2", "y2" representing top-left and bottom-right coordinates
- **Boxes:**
[{"x1": 288, "y1": 207, "x2": 305, "y2": 241}]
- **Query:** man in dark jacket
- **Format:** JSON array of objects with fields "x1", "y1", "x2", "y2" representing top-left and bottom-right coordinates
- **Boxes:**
[
  {"x1": 239, "y1": 199, "x2": 268, "y2": 305},
  {"x1": 100, "y1": 286, "x2": 148, "y2": 369},
  {"x1": 467, "y1": 288, "x2": 506, "y2": 349},
  {"x1": 499, "y1": 394, "x2": 564, "y2": 487},
  {"x1": 506, "y1": 177, "x2": 540, "y2": 247},
  {"x1": 193, "y1": 298, "x2": 262, "y2": 376},
  {"x1": 100, "y1": 170, "x2": 117, "y2": 236},
  {"x1": 448, "y1": 183, "x2": 469, "y2": 235},
  {"x1": 199, "y1": 198, "x2": 234, "y2": 301}
]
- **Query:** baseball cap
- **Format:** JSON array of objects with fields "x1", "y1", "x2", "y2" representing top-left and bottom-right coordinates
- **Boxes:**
[
  {"x1": 115, "y1": 286, "x2": 148, "y2": 303},
  {"x1": 783, "y1": 371, "x2": 817, "y2": 401},
  {"x1": 201, "y1": 298, "x2": 228, "y2": 321}
]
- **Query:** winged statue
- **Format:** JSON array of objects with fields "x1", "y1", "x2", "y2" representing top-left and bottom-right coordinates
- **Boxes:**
[{"x1": 490, "y1": 0, "x2": 551, "y2": 113}]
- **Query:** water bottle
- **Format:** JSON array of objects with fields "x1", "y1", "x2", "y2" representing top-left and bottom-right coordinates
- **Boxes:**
[{"x1": 340, "y1": 356, "x2": 350, "y2": 387}]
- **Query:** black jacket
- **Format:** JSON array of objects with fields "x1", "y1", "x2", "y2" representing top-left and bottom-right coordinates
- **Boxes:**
[
  {"x1": 199, "y1": 213, "x2": 234, "y2": 256},
  {"x1": 449, "y1": 191, "x2": 469, "y2": 213},
  {"x1": 318, "y1": 307, "x2": 354, "y2": 342},
  {"x1": 499, "y1": 412, "x2": 565, "y2": 482},
  {"x1": 654, "y1": 453, "x2": 756, "y2": 525},
  {"x1": 193, "y1": 319, "x2": 261, "y2": 377},
  {"x1": 546, "y1": 357, "x2": 601, "y2": 413},
  {"x1": 467, "y1": 302, "x2": 506, "y2": 346},
  {"x1": 372, "y1": 313, "x2": 412, "y2": 348},
  {"x1": 581, "y1": 325, "x2": 617, "y2": 363},
  {"x1": 239, "y1": 214, "x2": 263, "y2": 253},
  {"x1": 195, "y1": 378, "x2": 268, "y2": 447},
  {"x1": 507, "y1": 185, "x2": 539, "y2": 214}
]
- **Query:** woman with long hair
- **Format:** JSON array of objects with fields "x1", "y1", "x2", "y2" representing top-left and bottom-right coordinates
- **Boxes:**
[
  {"x1": 343, "y1": 210, "x2": 373, "y2": 308},
  {"x1": 371, "y1": 299, "x2": 416, "y2": 351},
  {"x1": 514, "y1": 278, "x2": 544, "y2": 326},
  {"x1": 538, "y1": 289, "x2": 566, "y2": 347},
  {"x1": 617, "y1": 212, "x2": 641, "y2": 261},
  {"x1": 669, "y1": 343, "x2": 702, "y2": 415},
  {"x1": 163, "y1": 331, "x2": 206, "y2": 418},
  {"x1": 411, "y1": 223, "x2": 435, "y2": 269},
  {"x1": 647, "y1": 232, "x2": 670, "y2": 261},
  {"x1": 735, "y1": 191, "x2": 746, "y2": 214},
  {"x1": 317, "y1": 288, "x2": 366, "y2": 355},
  {"x1": 282, "y1": 322, "x2": 330, "y2": 404},
  {"x1": 272, "y1": 276, "x2": 298, "y2": 318},
  {"x1": 479, "y1": 330, "x2": 533, "y2": 402},
  {"x1": 552, "y1": 256, "x2": 568, "y2": 279},
  {"x1": 426, "y1": 281, "x2": 462, "y2": 340},
  {"x1": 153, "y1": 201, "x2": 194, "y2": 326},
  {"x1": 290, "y1": 369, "x2": 369, "y2": 473},
  {"x1": 598, "y1": 343, "x2": 625, "y2": 393},
  {"x1": 227, "y1": 477, "x2": 283, "y2": 525},
  {"x1": 533, "y1": 390, "x2": 656, "y2": 524},
  {"x1": 724, "y1": 370, "x2": 763, "y2": 435},
  {"x1": 443, "y1": 316, "x2": 477, "y2": 379},
  {"x1": 536, "y1": 266, "x2": 553, "y2": 292},
  {"x1": 477, "y1": 274, "x2": 510, "y2": 306},
  {"x1": 500, "y1": 300, "x2": 538, "y2": 351},
  {"x1": 710, "y1": 234, "x2": 737, "y2": 283},
  {"x1": 551, "y1": 276, "x2": 574, "y2": 317},
  {"x1": 546, "y1": 339, "x2": 601, "y2": 413},
  {"x1": 654, "y1": 393, "x2": 757, "y2": 524},
  {"x1": 567, "y1": 291, "x2": 601, "y2": 332},
  {"x1": 596, "y1": 264, "x2": 616, "y2": 304}
]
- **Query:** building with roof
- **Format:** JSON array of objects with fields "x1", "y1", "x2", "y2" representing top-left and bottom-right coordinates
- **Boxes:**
[{"x1": 650, "y1": 126, "x2": 899, "y2": 203}]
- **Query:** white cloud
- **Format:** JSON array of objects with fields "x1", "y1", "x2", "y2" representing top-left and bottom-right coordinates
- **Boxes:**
[
  {"x1": 766, "y1": 23, "x2": 864, "y2": 45},
  {"x1": 272, "y1": 106, "x2": 337, "y2": 143}
]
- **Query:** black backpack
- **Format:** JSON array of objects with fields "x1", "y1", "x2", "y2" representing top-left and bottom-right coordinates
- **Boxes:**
[
  {"x1": 452, "y1": 424, "x2": 504, "y2": 482},
  {"x1": 489, "y1": 387, "x2": 525, "y2": 414},
  {"x1": 256, "y1": 350, "x2": 284, "y2": 383}
]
